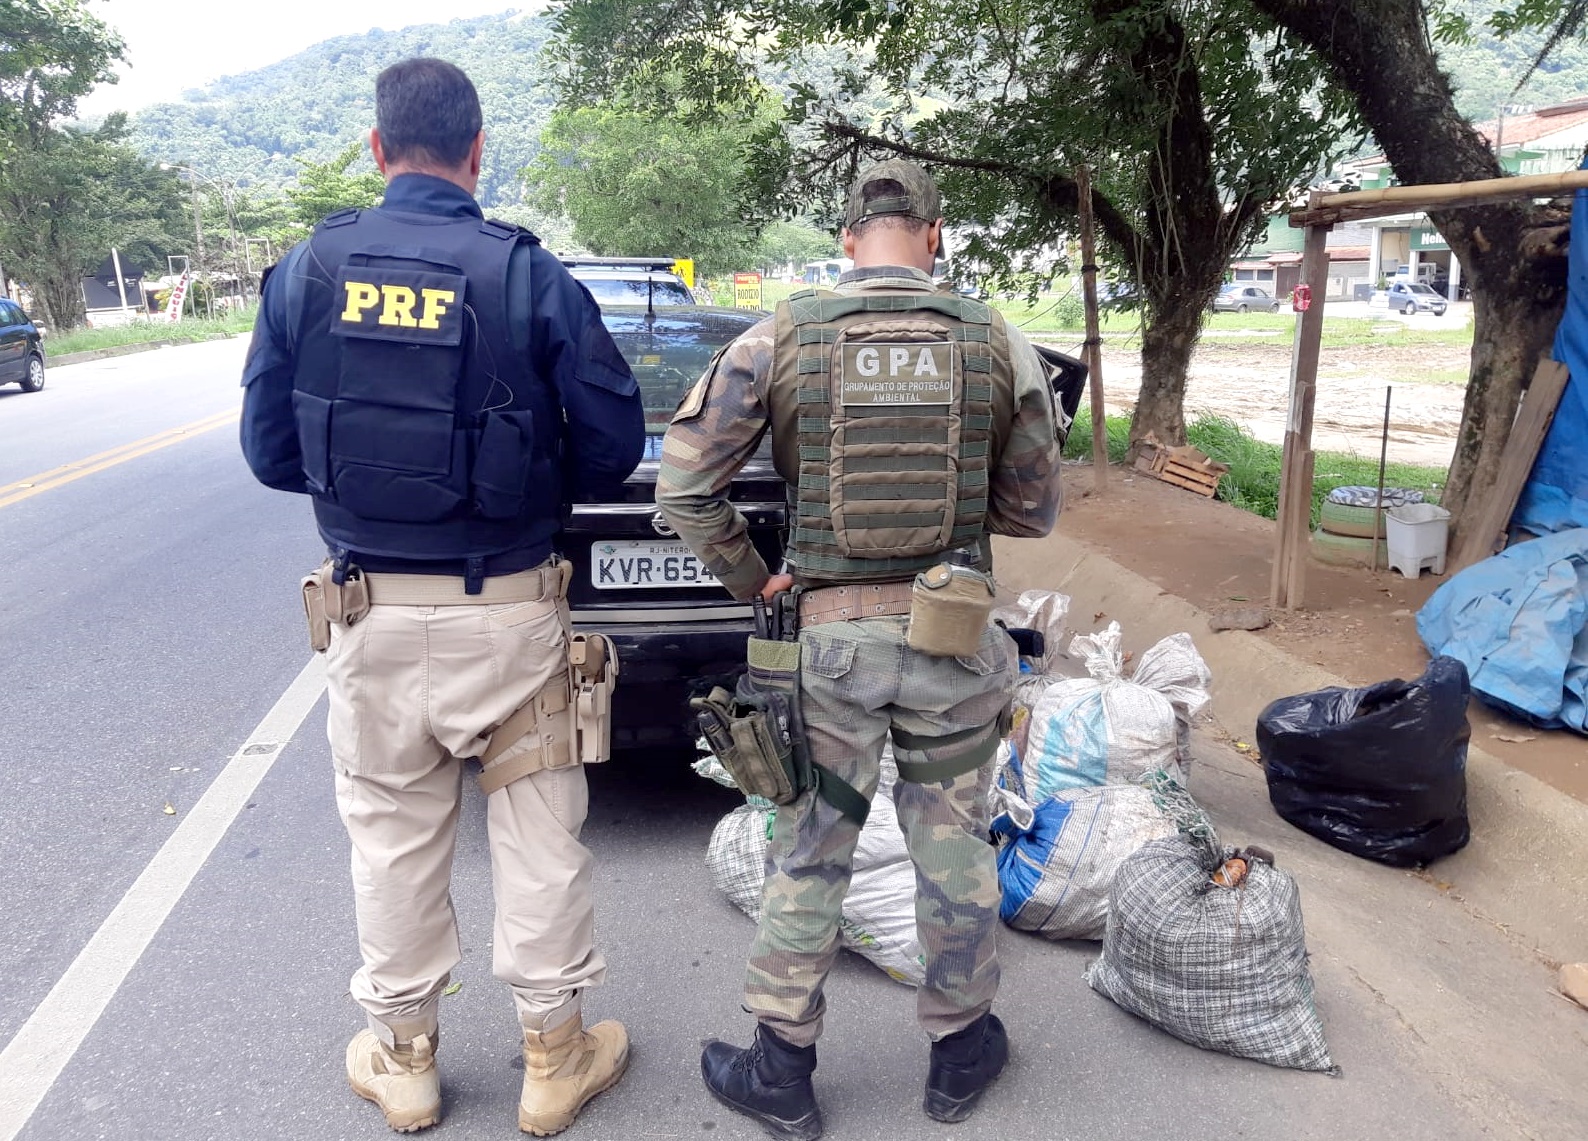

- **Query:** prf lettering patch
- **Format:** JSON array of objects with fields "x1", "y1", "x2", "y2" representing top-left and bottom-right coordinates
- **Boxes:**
[
  {"x1": 331, "y1": 267, "x2": 467, "y2": 346},
  {"x1": 837, "y1": 341, "x2": 957, "y2": 406}
]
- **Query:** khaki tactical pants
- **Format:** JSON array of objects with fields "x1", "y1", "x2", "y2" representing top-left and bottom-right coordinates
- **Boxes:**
[{"x1": 324, "y1": 585, "x2": 605, "y2": 1045}]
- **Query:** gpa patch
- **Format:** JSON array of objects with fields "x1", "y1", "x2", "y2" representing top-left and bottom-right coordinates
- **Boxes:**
[
  {"x1": 331, "y1": 267, "x2": 467, "y2": 346},
  {"x1": 836, "y1": 341, "x2": 957, "y2": 405}
]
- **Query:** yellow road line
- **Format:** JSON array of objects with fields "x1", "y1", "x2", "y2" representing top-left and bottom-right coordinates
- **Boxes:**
[{"x1": 0, "y1": 408, "x2": 241, "y2": 510}]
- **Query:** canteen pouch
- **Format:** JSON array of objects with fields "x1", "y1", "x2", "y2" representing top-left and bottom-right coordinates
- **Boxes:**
[
  {"x1": 568, "y1": 632, "x2": 619, "y2": 764},
  {"x1": 907, "y1": 562, "x2": 995, "y2": 657}
]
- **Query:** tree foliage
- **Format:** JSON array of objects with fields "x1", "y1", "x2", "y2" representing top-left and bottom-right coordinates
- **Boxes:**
[
  {"x1": 551, "y1": 0, "x2": 1358, "y2": 448},
  {"x1": 753, "y1": 219, "x2": 839, "y2": 273},
  {"x1": 0, "y1": 114, "x2": 186, "y2": 327},
  {"x1": 524, "y1": 92, "x2": 782, "y2": 275},
  {"x1": 283, "y1": 141, "x2": 385, "y2": 229},
  {"x1": 0, "y1": 0, "x2": 124, "y2": 144}
]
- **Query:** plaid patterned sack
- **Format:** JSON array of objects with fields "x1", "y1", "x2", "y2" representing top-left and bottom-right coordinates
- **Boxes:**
[
  {"x1": 707, "y1": 801, "x2": 777, "y2": 918},
  {"x1": 1085, "y1": 836, "x2": 1336, "y2": 1073}
]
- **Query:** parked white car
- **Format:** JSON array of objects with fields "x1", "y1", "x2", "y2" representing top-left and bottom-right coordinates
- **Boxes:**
[{"x1": 1385, "y1": 281, "x2": 1448, "y2": 316}]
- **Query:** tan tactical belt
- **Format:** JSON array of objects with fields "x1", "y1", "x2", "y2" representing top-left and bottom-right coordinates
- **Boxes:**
[
  {"x1": 364, "y1": 560, "x2": 571, "y2": 607},
  {"x1": 798, "y1": 581, "x2": 915, "y2": 627}
]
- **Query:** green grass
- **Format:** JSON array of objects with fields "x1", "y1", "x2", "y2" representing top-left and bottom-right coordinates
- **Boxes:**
[
  {"x1": 1064, "y1": 411, "x2": 1446, "y2": 526},
  {"x1": 699, "y1": 284, "x2": 1472, "y2": 350},
  {"x1": 993, "y1": 298, "x2": 1470, "y2": 349},
  {"x1": 46, "y1": 308, "x2": 257, "y2": 358}
]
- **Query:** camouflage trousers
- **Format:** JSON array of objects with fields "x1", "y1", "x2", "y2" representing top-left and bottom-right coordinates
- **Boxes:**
[{"x1": 745, "y1": 615, "x2": 1014, "y2": 1047}]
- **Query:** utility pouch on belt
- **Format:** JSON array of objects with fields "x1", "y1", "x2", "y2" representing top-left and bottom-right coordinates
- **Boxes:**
[
  {"x1": 907, "y1": 562, "x2": 995, "y2": 657},
  {"x1": 300, "y1": 574, "x2": 331, "y2": 653},
  {"x1": 300, "y1": 561, "x2": 371, "y2": 652},
  {"x1": 569, "y1": 632, "x2": 618, "y2": 765}
]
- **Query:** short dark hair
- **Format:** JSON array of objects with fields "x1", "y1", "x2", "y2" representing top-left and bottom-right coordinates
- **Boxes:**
[
  {"x1": 848, "y1": 178, "x2": 930, "y2": 239},
  {"x1": 375, "y1": 58, "x2": 482, "y2": 167}
]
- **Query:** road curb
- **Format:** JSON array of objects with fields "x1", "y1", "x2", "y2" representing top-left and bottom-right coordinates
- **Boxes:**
[
  {"x1": 49, "y1": 334, "x2": 237, "y2": 369},
  {"x1": 994, "y1": 530, "x2": 1588, "y2": 967}
]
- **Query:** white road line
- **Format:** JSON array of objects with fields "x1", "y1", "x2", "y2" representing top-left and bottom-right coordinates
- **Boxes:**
[{"x1": 0, "y1": 655, "x2": 327, "y2": 1141}]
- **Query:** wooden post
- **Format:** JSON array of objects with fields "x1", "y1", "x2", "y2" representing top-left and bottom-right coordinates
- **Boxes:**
[
  {"x1": 1448, "y1": 357, "x2": 1571, "y2": 572},
  {"x1": 1075, "y1": 165, "x2": 1108, "y2": 490},
  {"x1": 1270, "y1": 221, "x2": 1331, "y2": 610},
  {"x1": 1289, "y1": 168, "x2": 1588, "y2": 227}
]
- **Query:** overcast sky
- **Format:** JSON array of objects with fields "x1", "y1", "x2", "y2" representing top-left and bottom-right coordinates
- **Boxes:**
[{"x1": 77, "y1": 1, "x2": 537, "y2": 117}]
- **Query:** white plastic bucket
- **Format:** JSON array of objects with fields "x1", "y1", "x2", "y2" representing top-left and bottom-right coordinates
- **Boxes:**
[{"x1": 1385, "y1": 504, "x2": 1450, "y2": 576}]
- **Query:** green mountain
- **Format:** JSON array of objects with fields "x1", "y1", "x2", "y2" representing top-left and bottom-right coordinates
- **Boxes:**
[
  {"x1": 1439, "y1": 1, "x2": 1588, "y2": 122},
  {"x1": 127, "y1": 10, "x2": 554, "y2": 207}
]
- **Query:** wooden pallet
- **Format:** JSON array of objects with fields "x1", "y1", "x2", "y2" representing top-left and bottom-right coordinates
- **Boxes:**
[{"x1": 1133, "y1": 434, "x2": 1229, "y2": 498}]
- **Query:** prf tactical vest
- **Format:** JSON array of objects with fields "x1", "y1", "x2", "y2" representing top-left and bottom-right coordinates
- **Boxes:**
[
  {"x1": 289, "y1": 207, "x2": 563, "y2": 565},
  {"x1": 768, "y1": 287, "x2": 1015, "y2": 587}
]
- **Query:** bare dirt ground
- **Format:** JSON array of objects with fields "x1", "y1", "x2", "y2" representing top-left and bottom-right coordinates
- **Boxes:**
[
  {"x1": 1033, "y1": 328, "x2": 1472, "y2": 467},
  {"x1": 1057, "y1": 464, "x2": 1588, "y2": 804}
]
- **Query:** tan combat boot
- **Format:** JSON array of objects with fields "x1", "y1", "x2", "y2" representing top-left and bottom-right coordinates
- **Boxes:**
[
  {"x1": 518, "y1": 1017, "x2": 629, "y2": 1136},
  {"x1": 346, "y1": 1028, "x2": 442, "y2": 1133}
]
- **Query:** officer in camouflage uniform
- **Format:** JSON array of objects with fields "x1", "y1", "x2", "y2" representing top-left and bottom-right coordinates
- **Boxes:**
[{"x1": 656, "y1": 160, "x2": 1063, "y2": 1139}]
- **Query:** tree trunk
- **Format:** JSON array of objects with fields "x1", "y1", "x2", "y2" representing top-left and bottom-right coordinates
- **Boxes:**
[
  {"x1": 40, "y1": 273, "x2": 84, "y2": 331},
  {"x1": 1132, "y1": 293, "x2": 1209, "y2": 447},
  {"x1": 1441, "y1": 236, "x2": 1565, "y2": 522},
  {"x1": 1252, "y1": 0, "x2": 1570, "y2": 548}
]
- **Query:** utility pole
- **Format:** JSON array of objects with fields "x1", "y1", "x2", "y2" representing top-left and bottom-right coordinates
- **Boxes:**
[
  {"x1": 110, "y1": 247, "x2": 130, "y2": 317},
  {"x1": 189, "y1": 177, "x2": 212, "y2": 319}
]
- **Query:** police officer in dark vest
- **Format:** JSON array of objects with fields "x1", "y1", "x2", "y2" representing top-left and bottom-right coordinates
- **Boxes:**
[{"x1": 241, "y1": 58, "x2": 644, "y2": 1136}]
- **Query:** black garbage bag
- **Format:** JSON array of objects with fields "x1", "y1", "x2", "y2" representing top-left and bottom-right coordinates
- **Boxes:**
[{"x1": 1256, "y1": 656, "x2": 1471, "y2": 867}]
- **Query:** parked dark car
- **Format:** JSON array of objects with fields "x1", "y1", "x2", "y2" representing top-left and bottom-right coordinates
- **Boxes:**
[
  {"x1": 0, "y1": 299, "x2": 45, "y2": 392},
  {"x1": 1386, "y1": 281, "x2": 1448, "y2": 316},
  {"x1": 1212, "y1": 283, "x2": 1281, "y2": 314},
  {"x1": 568, "y1": 305, "x2": 782, "y2": 748}
]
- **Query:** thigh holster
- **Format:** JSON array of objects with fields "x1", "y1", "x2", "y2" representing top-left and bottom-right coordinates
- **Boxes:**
[{"x1": 692, "y1": 637, "x2": 870, "y2": 827}]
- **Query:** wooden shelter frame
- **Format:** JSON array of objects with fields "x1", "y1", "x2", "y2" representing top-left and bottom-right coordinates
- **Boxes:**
[{"x1": 1270, "y1": 169, "x2": 1588, "y2": 610}]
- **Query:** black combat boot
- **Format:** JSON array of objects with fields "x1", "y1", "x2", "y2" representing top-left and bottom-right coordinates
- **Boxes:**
[
  {"x1": 700, "y1": 1024, "x2": 823, "y2": 1141},
  {"x1": 924, "y1": 1012, "x2": 1009, "y2": 1123}
]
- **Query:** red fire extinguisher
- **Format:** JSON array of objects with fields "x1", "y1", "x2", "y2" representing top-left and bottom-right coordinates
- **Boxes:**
[{"x1": 1292, "y1": 284, "x2": 1312, "y2": 312}]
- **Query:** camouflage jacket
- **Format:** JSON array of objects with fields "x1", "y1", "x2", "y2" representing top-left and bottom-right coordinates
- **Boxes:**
[{"x1": 656, "y1": 265, "x2": 1064, "y2": 601}]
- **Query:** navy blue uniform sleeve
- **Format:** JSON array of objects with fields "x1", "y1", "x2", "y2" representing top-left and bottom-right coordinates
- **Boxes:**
[
  {"x1": 519, "y1": 243, "x2": 644, "y2": 497},
  {"x1": 240, "y1": 245, "x2": 309, "y2": 494}
]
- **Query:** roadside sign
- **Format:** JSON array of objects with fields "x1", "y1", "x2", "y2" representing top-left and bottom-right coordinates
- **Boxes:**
[
  {"x1": 733, "y1": 271, "x2": 763, "y2": 309},
  {"x1": 672, "y1": 258, "x2": 695, "y2": 289},
  {"x1": 164, "y1": 273, "x2": 190, "y2": 322}
]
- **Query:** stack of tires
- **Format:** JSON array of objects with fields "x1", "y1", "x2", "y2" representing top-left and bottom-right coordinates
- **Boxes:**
[{"x1": 1310, "y1": 487, "x2": 1426, "y2": 567}]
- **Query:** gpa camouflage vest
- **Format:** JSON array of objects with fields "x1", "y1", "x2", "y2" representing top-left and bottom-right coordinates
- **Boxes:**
[{"x1": 769, "y1": 287, "x2": 1015, "y2": 586}]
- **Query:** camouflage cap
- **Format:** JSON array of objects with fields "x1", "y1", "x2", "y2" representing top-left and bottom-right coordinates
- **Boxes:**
[{"x1": 843, "y1": 159, "x2": 942, "y2": 228}]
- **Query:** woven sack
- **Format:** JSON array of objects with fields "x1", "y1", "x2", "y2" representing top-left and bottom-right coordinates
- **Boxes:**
[{"x1": 1085, "y1": 836, "x2": 1336, "y2": 1072}]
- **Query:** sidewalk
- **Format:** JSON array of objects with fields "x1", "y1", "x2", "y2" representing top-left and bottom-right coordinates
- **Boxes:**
[{"x1": 991, "y1": 463, "x2": 1588, "y2": 968}]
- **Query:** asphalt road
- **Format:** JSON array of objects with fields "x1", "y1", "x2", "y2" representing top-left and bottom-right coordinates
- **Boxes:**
[{"x1": 0, "y1": 339, "x2": 1578, "y2": 1141}]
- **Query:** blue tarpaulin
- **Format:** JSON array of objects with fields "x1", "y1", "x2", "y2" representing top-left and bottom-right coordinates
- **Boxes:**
[
  {"x1": 1427, "y1": 156, "x2": 1588, "y2": 731},
  {"x1": 1417, "y1": 528, "x2": 1588, "y2": 732},
  {"x1": 1515, "y1": 155, "x2": 1588, "y2": 535}
]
